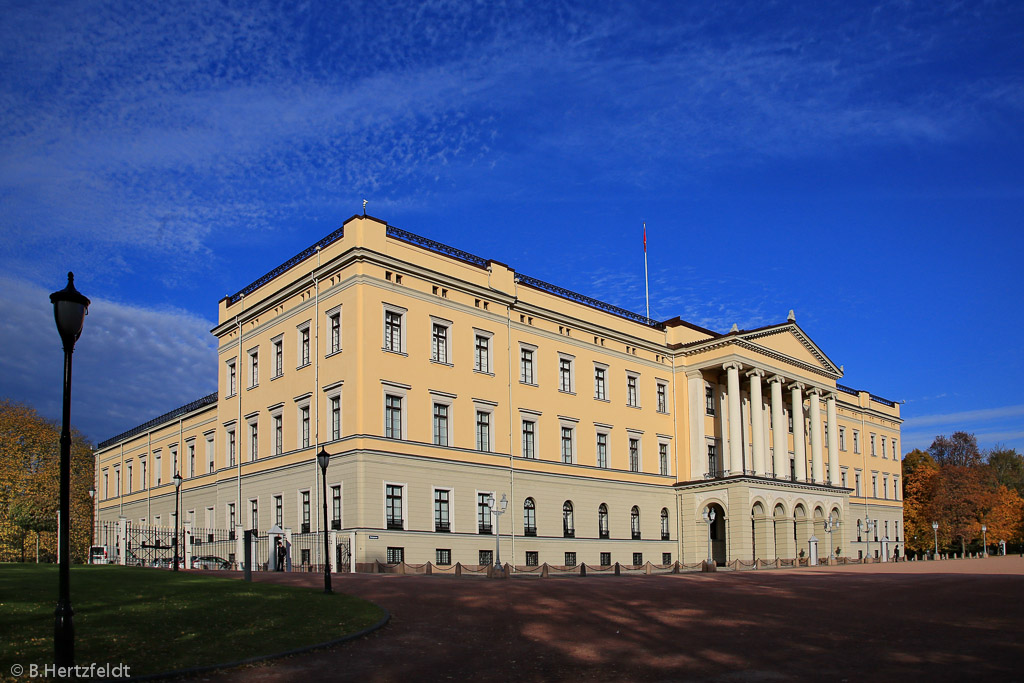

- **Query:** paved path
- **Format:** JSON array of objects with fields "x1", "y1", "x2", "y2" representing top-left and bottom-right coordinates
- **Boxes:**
[{"x1": 192, "y1": 557, "x2": 1024, "y2": 682}]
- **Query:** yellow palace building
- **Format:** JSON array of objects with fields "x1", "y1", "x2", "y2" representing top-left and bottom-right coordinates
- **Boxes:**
[{"x1": 94, "y1": 214, "x2": 903, "y2": 569}]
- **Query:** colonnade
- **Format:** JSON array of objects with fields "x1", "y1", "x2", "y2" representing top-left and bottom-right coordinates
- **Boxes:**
[{"x1": 687, "y1": 362, "x2": 840, "y2": 485}]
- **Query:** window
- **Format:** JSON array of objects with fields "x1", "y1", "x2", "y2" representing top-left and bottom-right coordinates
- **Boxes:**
[
  {"x1": 249, "y1": 421, "x2": 258, "y2": 461},
  {"x1": 631, "y1": 506, "x2": 641, "y2": 540},
  {"x1": 206, "y1": 435, "x2": 215, "y2": 473},
  {"x1": 114, "y1": 466, "x2": 120, "y2": 496},
  {"x1": 893, "y1": 440, "x2": 898, "y2": 459},
  {"x1": 626, "y1": 374, "x2": 639, "y2": 407},
  {"x1": 594, "y1": 365, "x2": 607, "y2": 400},
  {"x1": 140, "y1": 458, "x2": 146, "y2": 491},
  {"x1": 329, "y1": 311, "x2": 341, "y2": 354},
  {"x1": 273, "y1": 338, "x2": 283, "y2": 378},
  {"x1": 386, "y1": 485, "x2": 404, "y2": 530},
  {"x1": 474, "y1": 333, "x2": 491, "y2": 373},
  {"x1": 596, "y1": 432, "x2": 609, "y2": 468},
  {"x1": 560, "y1": 425, "x2": 574, "y2": 464},
  {"x1": 661, "y1": 508, "x2": 670, "y2": 540},
  {"x1": 520, "y1": 346, "x2": 535, "y2": 384},
  {"x1": 708, "y1": 443, "x2": 718, "y2": 476},
  {"x1": 227, "y1": 359, "x2": 237, "y2": 397},
  {"x1": 187, "y1": 442, "x2": 195, "y2": 477},
  {"x1": 248, "y1": 348, "x2": 259, "y2": 388},
  {"x1": 883, "y1": 474, "x2": 890, "y2": 499},
  {"x1": 598, "y1": 503, "x2": 609, "y2": 539},
  {"x1": 870, "y1": 433, "x2": 877, "y2": 456},
  {"x1": 300, "y1": 406, "x2": 310, "y2": 448},
  {"x1": 632, "y1": 552, "x2": 643, "y2": 566},
  {"x1": 331, "y1": 485, "x2": 341, "y2": 529},
  {"x1": 227, "y1": 428, "x2": 236, "y2": 467},
  {"x1": 274, "y1": 495, "x2": 283, "y2": 527},
  {"x1": 436, "y1": 549, "x2": 452, "y2": 566},
  {"x1": 250, "y1": 499, "x2": 259, "y2": 531},
  {"x1": 524, "y1": 498, "x2": 537, "y2": 536},
  {"x1": 839, "y1": 426, "x2": 847, "y2": 451},
  {"x1": 273, "y1": 414, "x2": 283, "y2": 454},
  {"x1": 103, "y1": 470, "x2": 108, "y2": 499},
  {"x1": 300, "y1": 491, "x2": 310, "y2": 533},
  {"x1": 385, "y1": 395, "x2": 403, "y2": 439},
  {"x1": 662, "y1": 552, "x2": 672, "y2": 565},
  {"x1": 330, "y1": 396, "x2": 341, "y2": 440},
  {"x1": 478, "y1": 493, "x2": 493, "y2": 534},
  {"x1": 432, "y1": 403, "x2": 449, "y2": 446},
  {"x1": 522, "y1": 419, "x2": 536, "y2": 459},
  {"x1": 855, "y1": 472, "x2": 862, "y2": 496},
  {"x1": 298, "y1": 323, "x2": 311, "y2": 367},
  {"x1": 387, "y1": 547, "x2": 405, "y2": 564},
  {"x1": 475, "y1": 410, "x2": 491, "y2": 452},
  {"x1": 383, "y1": 309, "x2": 404, "y2": 353},
  {"x1": 562, "y1": 501, "x2": 575, "y2": 538},
  {"x1": 228, "y1": 502, "x2": 236, "y2": 531},
  {"x1": 656, "y1": 382, "x2": 667, "y2": 413},
  {"x1": 841, "y1": 468, "x2": 848, "y2": 488},
  {"x1": 894, "y1": 476, "x2": 900, "y2": 500},
  {"x1": 857, "y1": 519, "x2": 863, "y2": 542},
  {"x1": 881, "y1": 436, "x2": 887, "y2": 458},
  {"x1": 478, "y1": 550, "x2": 493, "y2": 566},
  {"x1": 600, "y1": 551, "x2": 611, "y2": 566},
  {"x1": 154, "y1": 452, "x2": 161, "y2": 485},
  {"x1": 559, "y1": 355, "x2": 574, "y2": 393},
  {"x1": 658, "y1": 443, "x2": 669, "y2": 476},
  {"x1": 526, "y1": 551, "x2": 539, "y2": 566},
  {"x1": 434, "y1": 489, "x2": 451, "y2": 532},
  {"x1": 564, "y1": 552, "x2": 577, "y2": 567},
  {"x1": 705, "y1": 386, "x2": 715, "y2": 415},
  {"x1": 629, "y1": 438, "x2": 640, "y2": 472},
  {"x1": 431, "y1": 322, "x2": 449, "y2": 364},
  {"x1": 171, "y1": 447, "x2": 178, "y2": 476},
  {"x1": 853, "y1": 430, "x2": 860, "y2": 454},
  {"x1": 872, "y1": 474, "x2": 878, "y2": 498}
]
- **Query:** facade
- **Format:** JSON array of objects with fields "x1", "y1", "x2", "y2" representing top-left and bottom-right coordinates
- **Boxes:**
[{"x1": 94, "y1": 215, "x2": 903, "y2": 569}]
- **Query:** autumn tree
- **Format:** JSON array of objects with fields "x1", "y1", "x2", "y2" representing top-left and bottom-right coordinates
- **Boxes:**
[
  {"x1": 901, "y1": 449, "x2": 939, "y2": 553},
  {"x1": 928, "y1": 431, "x2": 983, "y2": 467},
  {"x1": 0, "y1": 399, "x2": 95, "y2": 563},
  {"x1": 988, "y1": 446, "x2": 1024, "y2": 497}
]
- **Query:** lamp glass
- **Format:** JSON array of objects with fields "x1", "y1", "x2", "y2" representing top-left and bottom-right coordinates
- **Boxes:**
[
  {"x1": 499, "y1": 493, "x2": 508, "y2": 512},
  {"x1": 173, "y1": 473, "x2": 182, "y2": 488},
  {"x1": 316, "y1": 447, "x2": 330, "y2": 471}
]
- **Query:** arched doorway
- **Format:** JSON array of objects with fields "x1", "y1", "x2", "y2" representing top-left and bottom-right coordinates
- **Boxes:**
[
  {"x1": 773, "y1": 502, "x2": 792, "y2": 559},
  {"x1": 701, "y1": 502, "x2": 727, "y2": 564},
  {"x1": 794, "y1": 504, "x2": 810, "y2": 560},
  {"x1": 751, "y1": 502, "x2": 772, "y2": 561}
]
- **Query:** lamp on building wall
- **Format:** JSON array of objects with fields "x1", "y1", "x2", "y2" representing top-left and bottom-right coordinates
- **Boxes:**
[
  {"x1": 487, "y1": 493, "x2": 508, "y2": 569},
  {"x1": 50, "y1": 272, "x2": 90, "y2": 667},
  {"x1": 702, "y1": 507, "x2": 716, "y2": 564},
  {"x1": 981, "y1": 524, "x2": 987, "y2": 557},
  {"x1": 316, "y1": 447, "x2": 332, "y2": 593},
  {"x1": 172, "y1": 473, "x2": 183, "y2": 572},
  {"x1": 932, "y1": 521, "x2": 939, "y2": 559}
]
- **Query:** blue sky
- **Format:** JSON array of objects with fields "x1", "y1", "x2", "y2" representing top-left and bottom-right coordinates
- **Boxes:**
[{"x1": 1, "y1": 0, "x2": 1022, "y2": 454}]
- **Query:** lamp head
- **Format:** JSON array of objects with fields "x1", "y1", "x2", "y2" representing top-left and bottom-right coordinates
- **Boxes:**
[
  {"x1": 932, "y1": 521, "x2": 939, "y2": 530},
  {"x1": 173, "y1": 473, "x2": 183, "y2": 488},
  {"x1": 50, "y1": 272, "x2": 91, "y2": 349},
  {"x1": 486, "y1": 494, "x2": 495, "y2": 509},
  {"x1": 88, "y1": 486, "x2": 96, "y2": 500},
  {"x1": 499, "y1": 492, "x2": 508, "y2": 512},
  {"x1": 316, "y1": 447, "x2": 330, "y2": 472}
]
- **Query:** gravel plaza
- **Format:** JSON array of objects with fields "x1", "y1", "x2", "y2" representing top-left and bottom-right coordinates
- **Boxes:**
[{"x1": 190, "y1": 555, "x2": 1024, "y2": 682}]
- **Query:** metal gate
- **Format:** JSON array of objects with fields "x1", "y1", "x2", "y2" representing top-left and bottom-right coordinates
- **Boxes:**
[
  {"x1": 125, "y1": 523, "x2": 178, "y2": 567},
  {"x1": 336, "y1": 537, "x2": 351, "y2": 573}
]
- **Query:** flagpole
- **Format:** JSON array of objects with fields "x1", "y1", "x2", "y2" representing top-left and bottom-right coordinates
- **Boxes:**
[{"x1": 643, "y1": 222, "x2": 650, "y2": 321}]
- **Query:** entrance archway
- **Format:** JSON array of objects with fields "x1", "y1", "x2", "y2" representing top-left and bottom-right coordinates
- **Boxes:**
[{"x1": 701, "y1": 502, "x2": 727, "y2": 564}]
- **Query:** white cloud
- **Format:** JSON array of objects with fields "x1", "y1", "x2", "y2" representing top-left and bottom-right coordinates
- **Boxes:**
[
  {"x1": 0, "y1": 276, "x2": 217, "y2": 443},
  {"x1": 903, "y1": 405, "x2": 1024, "y2": 430}
]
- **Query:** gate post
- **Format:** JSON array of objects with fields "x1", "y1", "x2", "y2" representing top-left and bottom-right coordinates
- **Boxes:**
[
  {"x1": 184, "y1": 523, "x2": 193, "y2": 569},
  {"x1": 243, "y1": 529, "x2": 253, "y2": 582},
  {"x1": 235, "y1": 525, "x2": 245, "y2": 570},
  {"x1": 350, "y1": 531, "x2": 357, "y2": 573},
  {"x1": 117, "y1": 516, "x2": 128, "y2": 565},
  {"x1": 329, "y1": 530, "x2": 338, "y2": 573},
  {"x1": 284, "y1": 527, "x2": 293, "y2": 571},
  {"x1": 808, "y1": 535, "x2": 819, "y2": 566}
]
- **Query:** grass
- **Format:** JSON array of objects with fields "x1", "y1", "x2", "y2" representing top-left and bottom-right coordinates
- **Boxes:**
[{"x1": 0, "y1": 564, "x2": 384, "y2": 678}]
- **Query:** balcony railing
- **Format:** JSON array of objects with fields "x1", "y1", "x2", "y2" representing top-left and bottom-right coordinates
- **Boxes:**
[
  {"x1": 661, "y1": 532, "x2": 670, "y2": 541},
  {"x1": 599, "y1": 530, "x2": 609, "y2": 539},
  {"x1": 632, "y1": 531, "x2": 642, "y2": 540},
  {"x1": 435, "y1": 522, "x2": 450, "y2": 533},
  {"x1": 330, "y1": 520, "x2": 341, "y2": 530},
  {"x1": 524, "y1": 527, "x2": 537, "y2": 537},
  {"x1": 386, "y1": 519, "x2": 403, "y2": 530},
  {"x1": 563, "y1": 527, "x2": 575, "y2": 538},
  {"x1": 478, "y1": 524, "x2": 493, "y2": 535}
]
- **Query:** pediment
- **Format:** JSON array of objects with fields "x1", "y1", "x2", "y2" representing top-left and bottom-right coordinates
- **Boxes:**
[{"x1": 739, "y1": 324, "x2": 840, "y2": 376}]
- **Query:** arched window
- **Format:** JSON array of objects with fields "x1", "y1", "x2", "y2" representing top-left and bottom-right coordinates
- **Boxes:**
[
  {"x1": 660, "y1": 508, "x2": 670, "y2": 540},
  {"x1": 562, "y1": 501, "x2": 575, "y2": 538},
  {"x1": 524, "y1": 498, "x2": 537, "y2": 536},
  {"x1": 598, "y1": 503, "x2": 609, "y2": 539},
  {"x1": 631, "y1": 506, "x2": 641, "y2": 540}
]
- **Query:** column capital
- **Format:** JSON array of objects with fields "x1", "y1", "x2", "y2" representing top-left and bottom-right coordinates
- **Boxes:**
[
  {"x1": 807, "y1": 386, "x2": 824, "y2": 397},
  {"x1": 685, "y1": 370, "x2": 705, "y2": 380},
  {"x1": 767, "y1": 374, "x2": 787, "y2": 385},
  {"x1": 722, "y1": 361, "x2": 744, "y2": 373},
  {"x1": 746, "y1": 368, "x2": 765, "y2": 379},
  {"x1": 788, "y1": 381, "x2": 806, "y2": 392},
  {"x1": 826, "y1": 391, "x2": 838, "y2": 402}
]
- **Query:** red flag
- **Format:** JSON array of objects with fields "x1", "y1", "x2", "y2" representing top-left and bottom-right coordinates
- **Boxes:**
[{"x1": 643, "y1": 224, "x2": 647, "y2": 253}]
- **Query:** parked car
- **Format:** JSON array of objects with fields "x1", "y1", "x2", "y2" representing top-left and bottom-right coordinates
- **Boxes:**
[
  {"x1": 89, "y1": 546, "x2": 109, "y2": 565},
  {"x1": 151, "y1": 557, "x2": 186, "y2": 569},
  {"x1": 191, "y1": 555, "x2": 231, "y2": 570}
]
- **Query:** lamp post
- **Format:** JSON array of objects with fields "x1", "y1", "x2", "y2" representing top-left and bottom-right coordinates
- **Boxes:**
[
  {"x1": 172, "y1": 473, "x2": 183, "y2": 571},
  {"x1": 865, "y1": 519, "x2": 875, "y2": 560},
  {"x1": 932, "y1": 521, "x2": 939, "y2": 559},
  {"x1": 487, "y1": 493, "x2": 508, "y2": 569},
  {"x1": 87, "y1": 487, "x2": 95, "y2": 557},
  {"x1": 702, "y1": 507, "x2": 716, "y2": 564},
  {"x1": 50, "y1": 272, "x2": 90, "y2": 667},
  {"x1": 981, "y1": 524, "x2": 987, "y2": 557},
  {"x1": 316, "y1": 448, "x2": 332, "y2": 594},
  {"x1": 823, "y1": 513, "x2": 838, "y2": 560}
]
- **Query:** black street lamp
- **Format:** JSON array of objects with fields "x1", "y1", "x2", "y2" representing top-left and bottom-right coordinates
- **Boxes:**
[
  {"x1": 316, "y1": 448, "x2": 332, "y2": 594},
  {"x1": 173, "y1": 473, "x2": 183, "y2": 571},
  {"x1": 49, "y1": 272, "x2": 90, "y2": 667}
]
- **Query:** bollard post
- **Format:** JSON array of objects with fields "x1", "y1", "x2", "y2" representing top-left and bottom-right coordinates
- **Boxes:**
[{"x1": 243, "y1": 529, "x2": 252, "y2": 582}]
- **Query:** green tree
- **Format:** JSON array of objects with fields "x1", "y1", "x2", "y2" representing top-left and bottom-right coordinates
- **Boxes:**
[{"x1": 987, "y1": 446, "x2": 1024, "y2": 497}]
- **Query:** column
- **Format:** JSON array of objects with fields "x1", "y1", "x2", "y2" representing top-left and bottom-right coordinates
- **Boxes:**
[
  {"x1": 718, "y1": 382, "x2": 730, "y2": 475},
  {"x1": 724, "y1": 362, "x2": 743, "y2": 475},
  {"x1": 826, "y1": 393, "x2": 840, "y2": 486},
  {"x1": 747, "y1": 369, "x2": 766, "y2": 476},
  {"x1": 808, "y1": 387, "x2": 824, "y2": 484},
  {"x1": 790, "y1": 382, "x2": 807, "y2": 482},
  {"x1": 769, "y1": 376, "x2": 787, "y2": 479},
  {"x1": 762, "y1": 402, "x2": 772, "y2": 476},
  {"x1": 687, "y1": 372, "x2": 707, "y2": 479}
]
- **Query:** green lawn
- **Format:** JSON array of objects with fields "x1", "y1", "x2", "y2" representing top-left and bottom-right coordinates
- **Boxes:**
[{"x1": 0, "y1": 564, "x2": 384, "y2": 678}]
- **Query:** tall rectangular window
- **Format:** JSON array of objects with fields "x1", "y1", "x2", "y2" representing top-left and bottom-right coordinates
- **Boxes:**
[
  {"x1": 629, "y1": 438, "x2": 640, "y2": 472},
  {"x1": 475, "y1": 411, "x2": 491, "y2": 452},
  {"x1": 474, "y1": 335, "x2": 490, "y2": 373},
  {"x1": 331, "y1": 485, "x2": 341, "y2": 529},
  {"x1": 705, "y1": 386, "x2": 715, "y2": 415},
  {"x1": 853, "y1": 431, "x2": 860, "y2": 454},
  {"x1": 893, "y1": 440, "x2": 898, "y2": 459},
  {"x1": 659, "y1": 443, "x2": 669, "y2": 476},
  {"x1": 433, "y1": 403, "x2": 449, "y2": 446},
  {"x1": 559, "y1": 357, "x2": 573, "y2": 393},
  {"x1": 627, "y1": 375, "x2": 638, "y2": 407},
  {"x1": 206, "y1": 436, "x2": 215, "y2": 473},
  {"x1": 870, "y1": 433, "x2": 877, "y2": 456},
  {"x1": 228, "y1": 502, "x2": 236, "y2": 530},
  {"x1": 329, "y1": 312, "x2": 341, "y2": 354},
  {"x1": 708, "y1": 443, "x2": 718, "y2": 476},
  {"x1": 301, "y1": 491, "x2": 310, "y2": 532},
  {"x1": 330, "y1": 397, "x2": 341, "y2": 440},
  {"x1": 594, "y1": 366, "x2": 607, "y2": 400},
  {"x1": 299, "y1": 325, "x2": 311, "y2": 366},
  {"x1": 250, "y1": 499, "x2": 258, "y2": 530},
  {"x1": 596, "y1": 432, "x2": 608, "y2": 468},
  {"x1": 273, "y1": 339, "x2": 283, "y2": 377},
  {"x1": 227, "y1": 360, "x2": 237, "y2": 396},
  {"x1": 249, "y1": 422, "x2": 258, "y2": 461},
  {"x1": 248, "y1": 349, "x2": 258, "y2": 387},
  {"x1": 188, "y1": 443, "x2": 195, "y2": 477},
  {"x1": 434, "y1": 489, "x2": 450, "y2": 532},
  {"x1": 477, "y1": 493, "x2": 492, "y2": 534},
  {"x1": 520, "y1": 347, "x2": 535, "y2": 384},
  {"x1": 657, "y1": 382, "x2": 667, "y2": 413},
  {"x1": 300, "y1": 406, "x2": 310, "y2": 448},
  {"x1": 227, "y1": 429, "x2": 236, "y2": 467},
  {"x1": 273, "y1": 415, "x2": 283, "y2": 454},
  {"x1": 881, "y1": 436, "x2": 887, "y2": 458},
  {"x1": 431, "y1": 323, "x2": 449, "y2": 363},
  {"x1": 522, "y1": 419, "x2": 536, "y2": 459},
  {"x1": 384, "y1": 311, "x2": 403, "y2": 353},
  {"x1": 140, "y1": 458, "x2": 146, "y2": 491},
  {"x1": 385, "y1": 395, "x2": 403, "y2": 439},
  {"x1": 839, "y1": 427, "x2": 847, "y2": 451},
  {"x1": 274, "y1": 495, "x2": 283, "y2": 527},
  {"x1": 855, "y1": 472, "x2": 862, "y2": 496},
  {"x1": 872, "y1": 474, "x2": 878, "y2": 498},
  {"x1": 561, "y1": 426, "x2": 574, "y2": 464},
  {"x1": 386, "y1": 486, "x2": 405, "y2": 530}
]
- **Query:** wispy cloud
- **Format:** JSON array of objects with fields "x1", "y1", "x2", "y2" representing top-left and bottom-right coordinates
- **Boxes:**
[{"x1": 903, "y1": 405, "x2": 1024, "y2": 430}]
